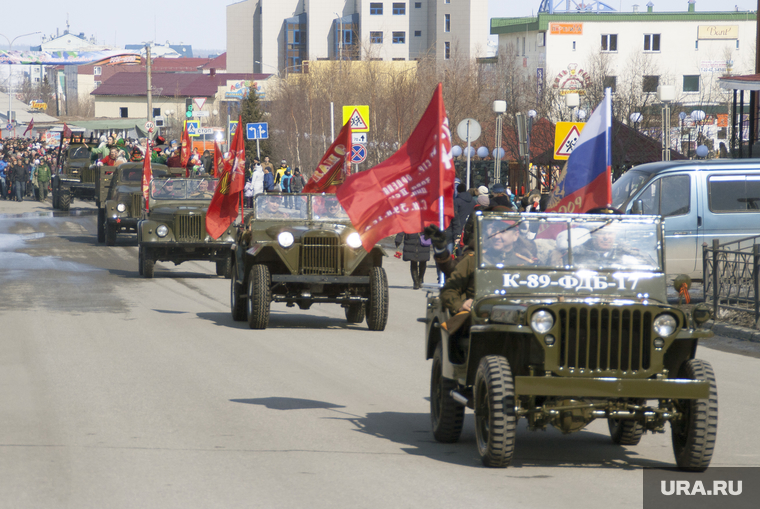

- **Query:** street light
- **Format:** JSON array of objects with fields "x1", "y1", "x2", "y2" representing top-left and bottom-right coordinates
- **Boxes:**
[
  {"x1": 565, "y1": 93, "x2": 579, "y2": 121},
  {"x1": 630, "y1": 112, "x2": 642, "y2": 130},
  {"x1": 493, "y1": 100, "x2": 506, "y2": 184},
  {"x1": 0, "y1": 31, "x2": 41, "y2": 128},
  {"x1": 576, "y1": 109, "x2": 586, "y2": 122},
  {"x1": 657, "y1": 85, "x2": 675, "y2": 161}
]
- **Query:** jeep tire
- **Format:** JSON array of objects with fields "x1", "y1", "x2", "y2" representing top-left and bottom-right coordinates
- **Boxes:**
[
  {"x1": 141, "y1": 246, "x2": 155, "y2": 278},
  {"x1": 230, "y1": 263, "x2": 247, "y2": 322},
  {"x1": 59, "y1": 192, "x2": 71, "y2": 211},
  {"x1": 431, "y1": 343, "x2": 464, "y2": 443},
  {"x1": 671, "y1": 359, "x2": 718, "y2": 471},
  {"x1": 104, "y1": 222, "x2": 116, "y2": 246},
  {"x1": 474, "y1": 355, "x2": 517, "y2": 468},
  {"x1": 345, "y1": 303, "x2": 365, "y2": 324},
  {"x1": 608, "y1": 418, "x2": 644, "y2": 446},
  {"x1": 216, "y1": 255, "x2": 232, "y2": 279},
  {"x1": 97, "y1": 209, "x2": 105, "y2": 243},
  {"x1": 366, "y1": 266, "x2": 388, "y2": 331},
  {"x1": 247, "y1": 264, "x2": 271, "y2": 329}
]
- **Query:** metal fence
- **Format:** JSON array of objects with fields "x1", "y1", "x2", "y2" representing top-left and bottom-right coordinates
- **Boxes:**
[{"x1": 702, "y1": 236, "x2": 760, "y2": 324}]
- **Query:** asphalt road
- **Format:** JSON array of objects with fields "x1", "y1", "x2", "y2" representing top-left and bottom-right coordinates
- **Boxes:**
[{"x1": 1, "y1": 199, "x2": 759, "y2": 509}]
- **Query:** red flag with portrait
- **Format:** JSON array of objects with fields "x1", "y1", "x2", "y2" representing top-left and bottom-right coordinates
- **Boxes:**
[
  {"x1": 180, "y1": 124, "x2": 192, "y2": 176},
  {"x1": 142, "y1": 138, "x2": 152, "y2": 213},
  {"x1": 302, "y1": 120, "x2": 352, "y2": 193},
  {"x1": 213, "y1": 140, "x2": 223, "y2": 178},
  {"x1": 206, "y1": 115, "x2": 246, "y2": 239},
  {"x1": 336, "y1": 84, "x2": 455, "y2": 251}
]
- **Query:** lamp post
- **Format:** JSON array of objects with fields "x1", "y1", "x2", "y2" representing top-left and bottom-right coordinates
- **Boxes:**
[
  {"x1": 493, "y1": 100, "x2": 506, "y2": 184},
  {"x1": 630, "y1": 112, "x2": 642, "y2": 130},
  {"x1": 0, "y1": 31, "x2": 41, "y2": 128},
  {"x1": 565, "y1": 93, "x2": 580, "y2": 121},
  {"x1": 657, "y1": 85, "x2": 675, "y2": 161}
]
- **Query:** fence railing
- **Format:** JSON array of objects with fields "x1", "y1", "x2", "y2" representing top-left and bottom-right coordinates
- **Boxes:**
[{"x1": 702, "y1": 236, "x2": 760, "y2": 324}]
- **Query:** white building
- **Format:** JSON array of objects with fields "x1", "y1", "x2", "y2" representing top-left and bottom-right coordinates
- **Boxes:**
[{"x1": 226, "y1": 0, "x2": 489, "y2": 74}]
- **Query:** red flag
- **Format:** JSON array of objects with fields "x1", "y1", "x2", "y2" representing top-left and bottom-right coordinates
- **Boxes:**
[
  {"x1": 23, "y1": 118, "x2": 34, "y2": 136},
  {"x1": 180, "y1": 124, "x2": 192, "y2": 176},
  {"x1": 213, "y1": 140, "x2": 223, "y2": 178},
  {"x1": 142, "y1": 138, "x2": 152, "y2": 213},
  {"x1": 302, "y1": 120, "x2": 352, "y2": 193},
  {"x1": 206, "y1": 115, "x2": 246, "y2": 239},
  {"x1": 62, "y1": 123, "x2": 72, "y2": 139},
  {"x1": 336, "y1": 84, "x2": 455, "y2": 251}
]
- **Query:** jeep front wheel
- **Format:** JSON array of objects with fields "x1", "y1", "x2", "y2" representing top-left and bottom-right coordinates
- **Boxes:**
[
  {"x1": 345, "y1": 303, "x2": 365, "y2": 324},
  {"x1": 365, "y1": 267, "x2": 388, "y2": 331},
  {"x1": 247, "y1": 264, "x2": 271, "y2": 329},
  {"x1": 230, "y1": 263, "x2": 247, "y2": 322},
  {"x1": 474, "y1": 355, "x2": 517, "y2": 468},
  {"x1": 97, "y1": 209, "x2": 105, "y2": 243},
  {"x1": 141, "y1": 246, "x2": 155, "y2": 278},
  {"x1": 104, "y1": 222, "x2": 116, "y2": 246},
  {"x1": 216, "y1": 255, "x2": 232, "y2": 279},
  {"x1": 671, "y1": 359, "x2": 718, "y2": 471},
  {"x1": 608, "y1": 418, "x2": 644, "y2": 446},
  {"x1": 59, "y1": 193, "x2": 71, "y2": 211},
  {"x1": 430, "y1": 343, "x2": 464, "y2": 443}
]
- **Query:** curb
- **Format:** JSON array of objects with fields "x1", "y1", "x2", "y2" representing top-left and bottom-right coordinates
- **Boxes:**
[{"x1": 708, "y1": 321, "x2": 760, "y2": 343}]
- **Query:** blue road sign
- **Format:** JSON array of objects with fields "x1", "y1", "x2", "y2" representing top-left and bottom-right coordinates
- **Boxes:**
[
  {"x1": 246, "y1": 122, "x2": 269, "y2": 140},
  {"x1": 5, "y1": 124, "x2": 12, "y2": 131},
  {"x1": 229, "y1": 121, "x2": 238, "y2": 135},
  {"x1": 350, "y1": 144, "x2": 367, "y2": 164}
]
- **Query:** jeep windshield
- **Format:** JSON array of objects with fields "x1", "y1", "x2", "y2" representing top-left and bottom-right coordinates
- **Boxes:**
[
  {"x1": 150, "y1": 178, "x2": 218, "y2": 200},
  {"x1": 478, "y1": 214, "x2": 662, "y2": 271},
  {"x1": 68, "y1": 146, "x2": 90, "y2": 159},
  {"x1": 311, "y1": 195, "x2": 350, "y2": 222},
  {"x1": 254, "y1": 194, "x2": 308, "y2": 220}
]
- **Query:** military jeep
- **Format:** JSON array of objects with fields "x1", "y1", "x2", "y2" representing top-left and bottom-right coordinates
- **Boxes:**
[
  {"x1": 95, "y1": 163, "x2": 170, "y2": 245},
  {"x1": 424, "y1": 211, "x2": 717, "y2": 470},
  {"x1": 230, "y1": 193, "x2": 389, "y2": 330},
  {"x1": 51, "y1": 133, "x2": 95, "y2": 210},
  {"x1": 137, "y1": 178, "x2": 235, "y2": 278}
]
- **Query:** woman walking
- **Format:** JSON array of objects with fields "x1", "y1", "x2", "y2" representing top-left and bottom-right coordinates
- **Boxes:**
[{"x1": 394, "y1": 232, "x2": 431, "y2": 289}]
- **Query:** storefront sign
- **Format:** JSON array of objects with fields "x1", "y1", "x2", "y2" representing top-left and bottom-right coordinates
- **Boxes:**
[
  {"x1": 550, "y1": 23, "x2": 583, "y2": 35},
  {"x1": 698, "y1": 26, "x2": 739, "y2": 39}
]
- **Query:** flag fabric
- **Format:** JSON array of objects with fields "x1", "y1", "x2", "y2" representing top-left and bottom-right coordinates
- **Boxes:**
[
  {"x1": 546, "y1": 88, "x2": 612, "y2": 213},
  {"x1": 62, "y1": 123, "x2": 72, "y2": 139},
  {"x1": 336, "y1": 83, "x2": 455, "y2": 251},
  {"x1": 302, "y1": 121, "x2": 352, "y2": 193},
  {"x1": 180, "y1": 125, "x2": 192, "y2": 176},
  {"x1": 142, "y1": 138, "x2": 152, "y2": 213},
  {"x1": 213, "y1": 141, "x2": 223, "y2": 178},
  {"x1": 23, "y1": 118, "x2": 34, "y2": 136},
  {"x1": 206, "y1": 115, "x2": 246, "y2": 239}
]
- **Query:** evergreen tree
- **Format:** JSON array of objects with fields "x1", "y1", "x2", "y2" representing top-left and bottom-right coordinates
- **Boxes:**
[{"x1": 240, "y1": 87, "x2": 271, "y2": 160}]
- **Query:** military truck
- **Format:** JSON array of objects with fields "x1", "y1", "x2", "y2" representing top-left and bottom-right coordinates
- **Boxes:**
[
  {"x1": 230, "y1": 193, "x2": 389, "y2": 330},
  {"x1": 51, "y1": 132, "x2": 96, "y2": 211},
  {"x1": 94, "y1": 163, "x2": 171, "y2": 245},
  {"x1": 423, "y1": 211, "x2": 717, "y2": 470},
  {"x1": 137, "y1": 177, "x2": 235, "y2": 278}
]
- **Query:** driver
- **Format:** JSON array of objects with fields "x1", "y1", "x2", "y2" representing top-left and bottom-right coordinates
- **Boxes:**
[
  {"x1": 261, "y1": 196, "x2": 289, "y2": 218},
  {"x1": 190, "y1": 179, "x2": 213, "y2": 199},
  {"x1": 155, "y1": 180, "x2": 183, "y2": 198},
  {"x1": 322, "y1": 199, "x2": 344, "y2": 218}
]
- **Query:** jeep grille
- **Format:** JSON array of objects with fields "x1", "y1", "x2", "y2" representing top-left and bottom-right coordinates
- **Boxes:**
[
  {"x1": 301, "y1": 235, "x2": 341, "y2": 275},
  {"x1": 558, "y1": 307, "x2": 652, "y2": 374},
  {"x1": 175, "y1": 214, "x2": 204, "y2": 242},
  {"x1": 80, "y1": 167, "x2": 97, "y2": 184},
  {"x1": 131, "y1": 193, "x2": 142, "y2": 216}
]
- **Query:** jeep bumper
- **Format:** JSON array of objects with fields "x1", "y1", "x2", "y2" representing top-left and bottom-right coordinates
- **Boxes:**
[{"x1": 514, "y1": 376, "x2": 709, "y2": 400}]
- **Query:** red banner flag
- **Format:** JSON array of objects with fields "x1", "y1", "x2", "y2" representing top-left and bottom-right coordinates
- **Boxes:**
[
  {"x1": 302, "y1": 120, "x2": 352, "y2": 193},
  {"x1": 142, "y1": 138, "x2": 152, "y2": 213},
  {"x1": 206, "y1": 115, "x2": 246, "y2": 239},
  {"x1": 23, "y1": 118, "x2": 34, "y2": 136},
  {"x1": 62, "y1": 123, "x2": 72, "y2": 139},
  {"x1": 336, "y1": 84, "x2": 455, "y2": 251},
  {"x1": 180, "y1": 124, "x2": 192, "y2": 176},
  {"x1": 213, "y1": 140, "x2": 223, "y2": 178}
]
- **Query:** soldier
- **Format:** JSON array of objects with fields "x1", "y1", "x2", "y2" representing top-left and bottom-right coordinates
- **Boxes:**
[
  {"x1": 260, "y1": 195, "x2": 290, "y2": 218},
  {"x1": 34, "y1": 157, "x2": 52, "y2": 201},
  {"x1": 190, "y1": 179, "x2": 213, "y2": 199}
]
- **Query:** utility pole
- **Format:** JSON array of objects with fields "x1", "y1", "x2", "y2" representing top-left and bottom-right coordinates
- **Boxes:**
[{"x1": 146, "y1": 45, "x2": 153, "y2": 124}]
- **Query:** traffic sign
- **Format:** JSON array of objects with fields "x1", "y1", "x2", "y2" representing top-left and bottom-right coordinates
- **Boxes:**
[
  {"x1": 5, "y1": 123, "x2": 12, "y2": 131},
  {"x1": 554, "y1": 122, "x2": 585, "y2": 160},
  {"x1": 193, "y1": 97, "x2": 207, "y2": 110},
  {"x1": 196, "y1": 128, "x2": 214, "y2": 135},
  {"x1": 352, "y1": 132, "x2": 367, "y2": 144},
  {"x1": 246, "y1": 122, "x2": 269, "y2": 140},
  {"x1": 343, "y1": 105, "x2": 370, "y2": 132},
  {"x1": 350, "y1": 144, "x2": 367, "y2": 164},
  {"x1": 457, "y1": 118, "x2": 481, "y2": 143},
  {"x1": 185, "y1": 120, "x2": 200, "y2": 137},
  {"x1": 192, "y1": 111, "x2": 210, "y2": 118},
  {"x1": 229, "y1": 120, "x2": 238, "y2": 135},
  {"x1": 144, "y1": 121, "x2": 155, "y2": 132}
]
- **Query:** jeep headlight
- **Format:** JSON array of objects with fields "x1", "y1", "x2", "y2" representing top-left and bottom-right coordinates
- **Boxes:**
[
  {"x1": 156, "y1": 225, "x2": 169, "y2": 238},
  {"x1": 116, "y1": 203, "x2": 126, "y2": 213},
  {"x1": 346, "y1": 232, "x2": 362, "y2": 249},
  {"x1": 278, "y1": 231, "x2": 294, "y2": 248},
  {"x1": 653, "y1": 314, "x2": 677, "y2": 337},
  {"x1": 530, "y1": 310, "x2": 554, "y2": 334}
]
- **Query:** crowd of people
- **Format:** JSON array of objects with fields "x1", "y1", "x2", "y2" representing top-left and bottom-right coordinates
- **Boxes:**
[{"x1": 0, "y1": 138, "x2": 55, "y2": 202}]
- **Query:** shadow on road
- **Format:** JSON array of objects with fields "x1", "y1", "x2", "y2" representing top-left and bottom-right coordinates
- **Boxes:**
[{"x1": 230, "y1": 397, "x2": 346, "y2": 411}]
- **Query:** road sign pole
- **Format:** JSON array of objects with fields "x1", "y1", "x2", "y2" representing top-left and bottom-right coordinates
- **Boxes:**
[{"x1": 257, "y1": 139, "x2": 260, "y2": 159}]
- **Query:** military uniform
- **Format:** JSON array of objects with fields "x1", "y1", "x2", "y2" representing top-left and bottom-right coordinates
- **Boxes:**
[{"x1": 572, "y1": 242, "x2": 655, "y2": 267}]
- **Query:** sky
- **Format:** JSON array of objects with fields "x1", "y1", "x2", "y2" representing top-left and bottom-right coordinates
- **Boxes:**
[{"x1": 0, "y1": 0, "x2": 755, "y2": 54}]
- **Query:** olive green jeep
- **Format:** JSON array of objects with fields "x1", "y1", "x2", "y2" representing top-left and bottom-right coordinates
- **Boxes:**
[
  {"x1": 95, "y1": 163, "x2": 170, "y2": 245},
  {"x1": 230, "y1": 193, "x2": 389, "y2": 330},
  {"x1": 137, "y1": 177, "x2": 235, "y2": 278},
  {"x1": 424, "y1": 211, "x2": 716, "y2": 470},
  {"x1": 51, "y1": 134, "x2": 94, "y2": 210}
]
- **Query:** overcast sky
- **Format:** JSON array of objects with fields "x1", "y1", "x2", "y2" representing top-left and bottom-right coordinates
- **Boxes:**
[{"x1": 0, "y1": 0, "x2": 755, "y2": 53}]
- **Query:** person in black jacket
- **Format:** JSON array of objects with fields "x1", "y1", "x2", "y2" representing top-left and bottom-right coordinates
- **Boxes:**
[{"x1": 394, "y1": 232, "x2": 431, "y2": 289}]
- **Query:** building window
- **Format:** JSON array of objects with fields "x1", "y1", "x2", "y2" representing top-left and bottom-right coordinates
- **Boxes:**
[
  {"x1": 444, "y1": 14, "x2": 450, "y2": 32},
  {"x1": 370, "y1": 31, "x2": 383, "y2": 44},
  {"x1": 415, "y1": 1, "x2": 421, "y2": 7},
  {"x1": 153, "y1": 108, "x2": 161, "y2": 117},
  {"x1": 392, "y1": 2, "x2": 405, "y2": 15},
  {"x1": 444, "y1": 41, "x2": 450, "y2": 59},
  {"x1": 414, "y1": 30, "x2": 421, "y2": 37},
  {"x1": 601, "y1": 34, "x2": 617, "y2": 52},
  {"x1": 603, "y1": 76, "x2": 617, "y2": 93},
  {"x1": 120, "y1": 107, "x2": 128, "y2": 118},
  {"x1": 93, "y1": 66, "x2": 102, "y2": 76},
  {"x1": 370, "y1": 3, "x2": 383, "y2": 15},
  {"x1": 695, "y1": 40, "x2": 699, "y2": 50},
  {"x1": 445, "y1": 0, "x2": 450, "y2": 3},
  {"x1": 644, "y1": 34, "x2": 660, "y2": 52},
  {"x1": 683, "y1": 75, "x2": 700, "y2": 93},
  {"x1": 392, "y1": 57, "x2": 406, "y2": 61},
  {"x1": 522, "y1": 36, "x2": 526, "y2": 56},
  {"x1": 643, "y1": 75, "x2": 659, "y2": 93},
  {"x1": 94, "y1": 81, "x2": 101, "y2": 89},
  {"x1": 572, "y1": 41, "x2": 576, "y2": 51},
  {"x1": 392, "y1": 32, "x2": 406, "y2": 44}
]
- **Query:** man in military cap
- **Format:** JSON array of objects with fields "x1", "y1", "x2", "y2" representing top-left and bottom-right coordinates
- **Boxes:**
[{"x1": 570, "y1": 207, "x2": 656, "y2": 268}]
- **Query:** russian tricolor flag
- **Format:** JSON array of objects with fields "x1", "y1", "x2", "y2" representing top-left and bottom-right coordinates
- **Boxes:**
[{"x1": 547, "y1": 89, "x2": 612, "y2": 213}]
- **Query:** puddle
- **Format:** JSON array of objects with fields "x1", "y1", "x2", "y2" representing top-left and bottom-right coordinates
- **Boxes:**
[
  {"x1": 0, "y1": 209, "x2": 98, "y2": 220},
  {"x1": 0, "y1": 232, "x2": 97, "y2": 273}
]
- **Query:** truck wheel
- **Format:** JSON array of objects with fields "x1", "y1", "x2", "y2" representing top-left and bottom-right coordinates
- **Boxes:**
[
  {"x1": 608, "y1": 418, "x2": 644, "y2": 445},
  {"x1": 216, "y1": 255, "x2": 232, "y2": 278},
  {"x1": 141, "y1": 247, "x2": 155, "y2": 278},
  {"x1": 138, "y1": 246, "x2": 144, "y2": 276},
  {"x1": 230, "y1": 263, "x2": 247, "y2": 322},
  {"x1": 104, "y1": 223, "x2": 116, "y2": 246},
  {"x1": 59, "y1": 193, "x2": 70, "y2": 211},
  {"x1": 671, "y1": 359, "x2": 718, "y2": 471},
  {"x1": 474, "y1": 355, "x2": 517, "y2": 468},
  {"x1": 431, "y1": 343, "x2": 464, "y2": 443},
  {"x1": 97, "y1": 209, "x2": 105, "y2": 243},
  {"x1": 366, "y1": 267, "x2": 388, "y2": 331},
  {"x1": 345, "y1": 303, "x2": 365, "y2": 324},
  {"x1": 247, "y1": 264, "x2": 271, "y2": 329}
]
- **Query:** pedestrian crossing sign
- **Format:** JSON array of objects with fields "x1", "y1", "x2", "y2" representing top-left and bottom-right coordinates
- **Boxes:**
[
  {"x1": 553, "y1": 122, "x2": 584, "y2": 160},
  {"x1": 343, "y1": 105, "x2": 370, "y2": 132}
]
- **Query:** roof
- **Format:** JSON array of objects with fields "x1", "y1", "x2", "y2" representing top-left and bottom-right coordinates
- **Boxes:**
[
  {"x1": 719, "y1": 74, "x2": 760, "y2": 92},
  {"x1": 200, "y1": 53, "x2": 226, "y2": 71},
  {"x1": 91, "y1": 72, "x2": 267, "y2": 97}
]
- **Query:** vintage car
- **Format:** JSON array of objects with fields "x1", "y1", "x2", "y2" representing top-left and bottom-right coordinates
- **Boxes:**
[
  {"x1": 230, "y1": 193, "x2": 388, "y2": 330},
  {"x1": 95, "y1": 163, "x2": 170, "y2": 245},
  {"x1": 137, "y1": 178, "x2": 235, "y2": 278},
  {"x1": 423, "y1": 211, "x2": 717, "y2": 470},
  {"x1": 51, "y1": 134, "x2": 95, "y2": 210}
]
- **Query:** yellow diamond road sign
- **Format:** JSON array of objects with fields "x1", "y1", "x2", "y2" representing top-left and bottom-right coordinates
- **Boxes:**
[
  {"x1": 554, "y1": 122, "x2": 585, "y2": 160},
  {"x1": 343, "y1": 105, "x2": 370, "y2": 132}
]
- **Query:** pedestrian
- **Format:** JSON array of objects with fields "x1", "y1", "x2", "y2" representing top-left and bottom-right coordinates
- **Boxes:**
[
  {"x1": 525, "y1": 189, "x2": 542, "y2": 212},
  {"x1": 490, "y1": 183, "x2": 517, "y2": 211},
  {"x1": 394, "y1": 232, "x2": 432, "y2": 290},
  {"x1": 281, "y1": 169, "x2": 292, "y2": 206},
  {"x1": 35, "y1": 156, "x2": 51, "y2": 202},
  {"x1": 291, "y1": 168, "x2": 305, "y2": 194},
  {"x1": 12, "y1": 155, "x2": 26, "y2": 201},
  {"x1": 201, "y1": 150, "x2": 213, "y2": 174},
  {"x1": 263, "y1": 166, "x2": 275, "y2": 193},
  {"x1": 0, "y1": 154, "x2": 8, "y2": 200},
  {"x1": 452, "y1": 183, "x2": 475, "y2": 255},
  {"x1": 251, "y1": 162, "x2": 265, "y2": 196},
  {"x1": 244, "y1": 176, "x2": 255, "y2": 208}
]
